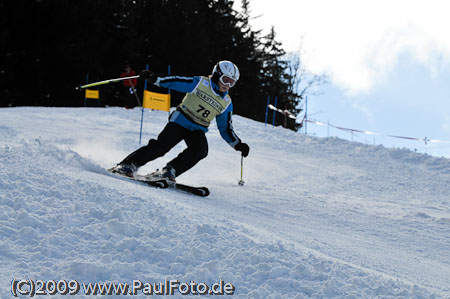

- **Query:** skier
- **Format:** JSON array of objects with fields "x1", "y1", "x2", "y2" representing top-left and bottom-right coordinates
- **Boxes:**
[
  {"x1": 119, "y1": 64, "x2": 138, "y2": 108},
  {"x1": 110, "y1": 60, "x2": 250, "y2": 182}
]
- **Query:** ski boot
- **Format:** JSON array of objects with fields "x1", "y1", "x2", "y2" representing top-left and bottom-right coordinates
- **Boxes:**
[
  {"x1": 147, "y1": 165, "x2": 176, "y2": 183},
  {"x1": 109, "y1": 163, "x2": 137, "y2": 177}
]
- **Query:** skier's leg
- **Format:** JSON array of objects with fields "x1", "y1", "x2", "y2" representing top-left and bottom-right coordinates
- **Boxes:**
[
  {"x1": 120, "y1": 122, "x2": 187, "y2": 167},
  {"x1": 167, "y1": 130, "x2": 208, "y2": 177}
]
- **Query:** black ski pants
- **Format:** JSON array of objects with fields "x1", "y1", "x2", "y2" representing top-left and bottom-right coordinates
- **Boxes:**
[{"x1": 120, "y1": 122, "x2": 208, "y2": 177}]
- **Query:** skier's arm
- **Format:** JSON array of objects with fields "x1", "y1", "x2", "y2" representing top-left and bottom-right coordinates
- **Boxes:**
[
  {"x1": 216, "y1": 103, "x2": 241, "y2": 148},
  {"x1": 155, "y1": 76, "x2": 201, "y2": 93}
]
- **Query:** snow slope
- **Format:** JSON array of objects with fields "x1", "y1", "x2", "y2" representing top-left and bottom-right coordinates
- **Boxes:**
[{"x1": 1, "y1": 107, "x2": 449, "y2": 298}]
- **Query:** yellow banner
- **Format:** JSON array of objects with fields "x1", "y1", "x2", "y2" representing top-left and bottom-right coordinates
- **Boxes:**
[
  {"x1": 143, "y1": 90, "x2": 171, "y2": 112},
  {"x1": 85, "y1": 89, "x2": 99, "y2": 99}
]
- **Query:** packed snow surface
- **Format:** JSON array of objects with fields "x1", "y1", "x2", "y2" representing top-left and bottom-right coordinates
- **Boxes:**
[{"x1": 1, "y1": 107, "x2": 449, "y2": 298}]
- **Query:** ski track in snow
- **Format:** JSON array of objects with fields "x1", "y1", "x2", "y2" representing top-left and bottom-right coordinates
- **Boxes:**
[{"x1": 1, "y1": 107, "x2": 449, "y2": 298}]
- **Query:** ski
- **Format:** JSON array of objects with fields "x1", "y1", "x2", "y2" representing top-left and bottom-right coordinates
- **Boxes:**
[
  {"x1": 107, "y1": 169, "x2": 210, "y2": 197},
  {"x1": 173, "y1": 183, "x2": 210, "y2": 197}
]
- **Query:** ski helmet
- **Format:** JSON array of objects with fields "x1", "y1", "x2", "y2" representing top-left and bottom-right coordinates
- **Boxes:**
[{"x1": 211, "y1": 60, "x2": 240, "y2": 87}]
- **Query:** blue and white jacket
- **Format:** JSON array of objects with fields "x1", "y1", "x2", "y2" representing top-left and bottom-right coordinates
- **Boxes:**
[{"x1": 154, "y1": 76, "x2": 241, "y2": 148}]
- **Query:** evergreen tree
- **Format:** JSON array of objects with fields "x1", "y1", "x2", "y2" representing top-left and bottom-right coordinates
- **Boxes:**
[
  {"x1": 257, "y1": 27, "x2": 302, "y2": 129},
  {"x1": 0, "y1": 0, "x2": 325, "y2": 131}
]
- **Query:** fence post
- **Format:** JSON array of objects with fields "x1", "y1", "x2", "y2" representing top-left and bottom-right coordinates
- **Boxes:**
[
  {"x1": 264, "y1": 96, "x2": 270, "y2": 127},
  {"x1": 272, "y1": 96, "x2": 278, "y2": 128},
  {"x1": 327, "y1": 119, "x2": 330, "y2": 137},
  {"x1": 305, "y1": 96, "x2": 308, "y2": 134},
  {"x1": 84, "y1": 73, "x2": 89, "y2": 107}
]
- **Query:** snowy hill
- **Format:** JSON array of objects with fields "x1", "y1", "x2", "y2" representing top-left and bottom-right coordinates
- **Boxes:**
[{"x1": 1, "y1": 107, "x2": 449, "y2": 298}]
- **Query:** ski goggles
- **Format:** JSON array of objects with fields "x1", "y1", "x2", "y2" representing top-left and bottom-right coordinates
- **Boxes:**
[{"x1": 219, "y1": 75, "x2": 237, "y2": 87}]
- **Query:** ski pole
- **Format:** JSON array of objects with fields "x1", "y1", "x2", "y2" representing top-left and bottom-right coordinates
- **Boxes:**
[
  {"x1": 127, "y1": 78, "x2": 142, "y2": 107},
  {"x1": 75, "y1": 75, "x2": 140, "y2": 90},
  {"x1": 238, "y1": 155, "x2": 245, "y2": 186}
]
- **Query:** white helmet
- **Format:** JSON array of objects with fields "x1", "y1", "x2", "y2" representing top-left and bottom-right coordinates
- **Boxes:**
[{"x1": 212, "y1": 60, "x2": 240, "y2": 87}]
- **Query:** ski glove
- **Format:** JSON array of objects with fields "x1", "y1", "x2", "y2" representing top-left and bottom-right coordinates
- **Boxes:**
[
  {"x1": 235, "y1": 142, "x2": 250, "y2": 157},
  {"x1": 139, "y1": 70, "x2": 157, "y2": 83}
]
